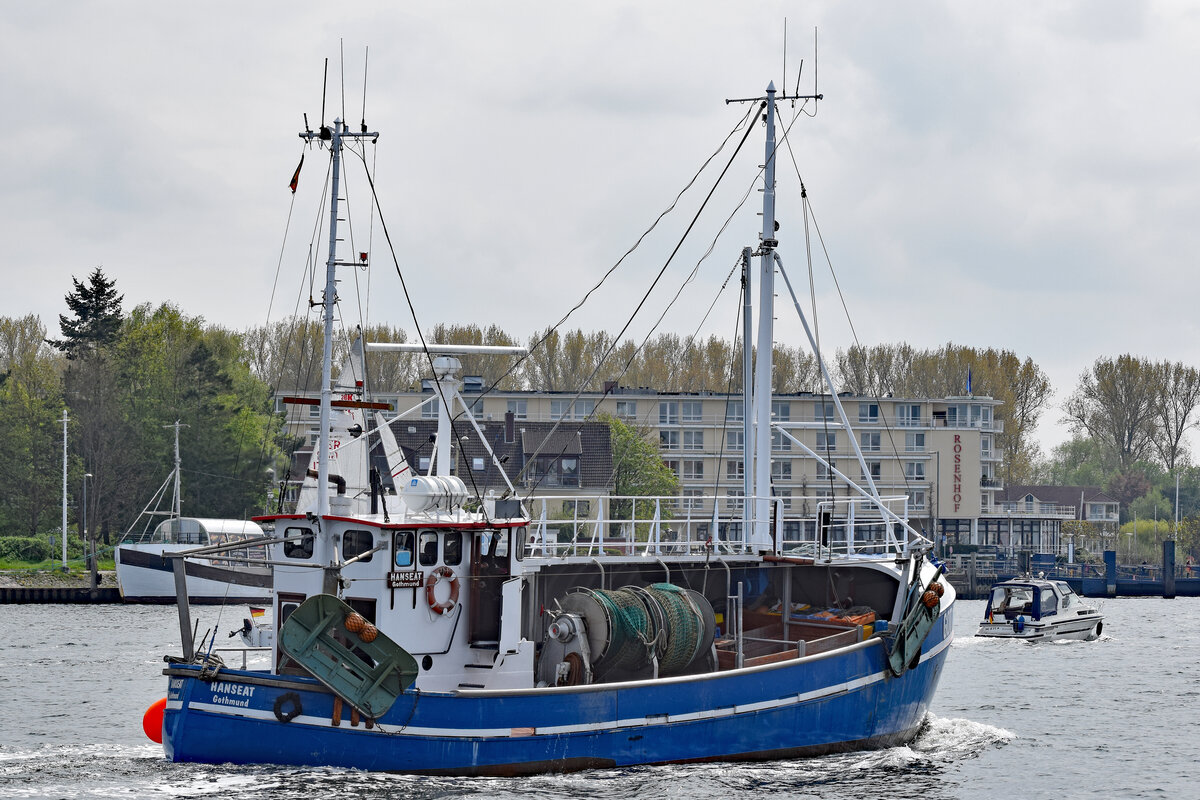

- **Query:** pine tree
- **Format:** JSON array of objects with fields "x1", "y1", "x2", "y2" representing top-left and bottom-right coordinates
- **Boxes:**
[{"x1": 47, "y1": 267, "x2": 124, "y2": 359}]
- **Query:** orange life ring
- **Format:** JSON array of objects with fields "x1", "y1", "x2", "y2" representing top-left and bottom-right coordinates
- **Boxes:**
[{"x1": 425, "y1": 566, "x2": 459, "y2": 615}]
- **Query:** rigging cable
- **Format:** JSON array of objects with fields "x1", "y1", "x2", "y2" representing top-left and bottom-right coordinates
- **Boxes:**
[{"x1": 512, "y1": 102, "x2": 765, "y2": 497}]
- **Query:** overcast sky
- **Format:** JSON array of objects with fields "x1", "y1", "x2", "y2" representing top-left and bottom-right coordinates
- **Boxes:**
[{"x1": 4, "y1": 1, "x2": 1199, "y2": 456}]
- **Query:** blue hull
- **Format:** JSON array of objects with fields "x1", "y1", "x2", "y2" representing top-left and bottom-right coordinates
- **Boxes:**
[{"x1": 163, "y1": 613, "x2": 952, "y2": 775}]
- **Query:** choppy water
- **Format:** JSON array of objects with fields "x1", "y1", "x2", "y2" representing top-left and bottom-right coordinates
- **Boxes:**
[{"x1": 1, "y1": 598, "x2": 1195, "y2": 799}]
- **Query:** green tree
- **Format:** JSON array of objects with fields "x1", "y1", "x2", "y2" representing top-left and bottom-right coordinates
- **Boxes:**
[
  {"x1": 605, "y1": 413, "x2": 679, "y2": 519},
  {"x1": 47, "y1": 267, "x2": 124, "y2": 359},
  {"x1": 0, "y1": 316, "x2": 65, "y2": 537}
]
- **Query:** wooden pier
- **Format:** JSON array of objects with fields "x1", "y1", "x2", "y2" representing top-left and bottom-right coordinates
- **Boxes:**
[{"x1": 944, "y1": 541, "x2": 1195, "y2": 600}]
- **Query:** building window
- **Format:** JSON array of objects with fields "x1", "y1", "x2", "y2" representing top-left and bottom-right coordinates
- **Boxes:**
[
  {"x1": 422, "y1": 397, "x2": 440, "y2": 419},
  {"x1": 527, "y1": 455, "x2": 579, "y2": 487},
  {"x1": 663, "y1": 459, "x2": 680, "y2": 478},
  {"x1": 981, "y1": 435, "x2": 992, "y2": 457},
  {"x1": 308, "y1": 403, "x2": 320, "y2": 419},
  {"x1": 773, "y1": 487, "x2": 793, "y2": 510},
  {"x1": 659, "y1": 401, "x2": 679, "y2": 425},
  {"x1": 472, "y1": 457, "x2": 486, "y2": 471},
  {"x1": 726, "y1": 460, "x2": 745, "y2": 480},
  {"x1": 615, "y1": 400, "x2": 637, "y2": 419},
  {"x1": 905, "y1": 432, "x2": 925, "y2": 452},
  {"x1": 907, "y1": 490, "x2": 926, "y2": 510},
  {"x1": 680, "y1": 489, "x2": 704, "y2": 511},
  {"x1": 550, "y1": 399, "x2": 571, "y2": 420},
  {"x1": 897, "y1": 403, "x2": 920, "y2": 427},
  {"x1": 860, "y1": 432, "x2": 880, "y2": 452},
  {"x1": 905, "y1": 461, "x2": 926, "y2": 480},
  {"x1": 817, "y1": 461, "x2": 836, "y2": 480},
  {"x1": 574, "y1": 399, "x2": 595, "y2": 420},
  {"x1": 772, "y1": 430, "x2": 791, "y2": 451},
  {"x1": 660, "y1": 430, "x2": 680, "y2": 450},
  {"x1": 725, "y1": 401, "x2": 744, "y2": 423},
  {"x1": 816, "y1": 431, "x2": 836, "y2": 452},
  {"x1": 862, "y1": 461, "x2": 881, "y2": 481},
  {"x1": 772, "y1": 401, "x2": 791, "y2": 422},
  {"x1": 681, "y1": 400, "x2": 703, "y2": 423},
  {"x1": 726, "y1": 490, "x2": 744, "y2": 511},
  {"x1": 771, "y1": 460, "x2": 792, "y2": 480},
  {"x1": 682, "y1": 460, "x2": 704, "y2": 480},
  {"x1": 813, "y1": 400, "x2": 834, "y2": 420},
  {"x1": 507, "y1": 399, "x2": 527, "y2": 419},
  {"x1": 562, "y1": 499, "x2": 592, "y2": 517},
  {"x1": 683, "y1": 429, "x2": 704, "y2": 451},
  {"x1": 859, "y1": 403, "x2": 879, "y2": 423},
  {"x1": 727, "y1": 430, "x2": 744, "y2": 452}
]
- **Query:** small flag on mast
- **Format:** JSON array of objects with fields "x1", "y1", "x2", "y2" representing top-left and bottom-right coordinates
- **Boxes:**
[{"x1": 289, "y1": 154, "x2": 304, "y2": 194}]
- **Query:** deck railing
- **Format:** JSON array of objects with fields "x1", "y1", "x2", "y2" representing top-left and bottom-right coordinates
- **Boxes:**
[{"x1": 521, "y1": 493, "x2": 929, "y2": 560}]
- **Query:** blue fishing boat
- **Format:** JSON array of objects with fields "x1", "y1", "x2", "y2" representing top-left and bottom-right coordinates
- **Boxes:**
[{"x1": 154, "y1": 71, "x2": 955, "y2": 775}]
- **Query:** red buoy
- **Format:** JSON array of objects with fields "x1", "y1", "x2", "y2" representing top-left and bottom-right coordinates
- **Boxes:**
[{"x1": 143, "y1": 697, "x2": 167, "y2": 744}]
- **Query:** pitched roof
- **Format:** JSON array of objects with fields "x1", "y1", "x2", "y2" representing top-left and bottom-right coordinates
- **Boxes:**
[{"x1": 387, "y1": 418, "x2": 613, "y2": 491}]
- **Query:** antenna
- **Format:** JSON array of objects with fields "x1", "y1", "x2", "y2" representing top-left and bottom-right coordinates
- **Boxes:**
[
  {"x1": 814, "y1": 27, "x2": 819, "y2": 98},
  {"x1": 782, "y1": 17, "x2": 787, "y2": 97},
  {"x1": 361, "y1": 45, "x2": 370, "y2": 133},
  {"x1": 320, "y1": 58, "x2": 328, "y2": 131},
  {"x1": 340, "y1": 38, "x2": 347, "y2": 124}
]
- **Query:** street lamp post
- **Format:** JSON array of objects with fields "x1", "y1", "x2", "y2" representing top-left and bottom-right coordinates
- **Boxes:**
[{"x1": 83, "y1": 473, "x2": 94, "y2": 591}]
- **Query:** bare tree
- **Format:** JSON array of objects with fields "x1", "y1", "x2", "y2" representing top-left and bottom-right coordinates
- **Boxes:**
[
  {"x1": 1150, "y1": 361, "x2": 1200, "y2": 473},
  {"x1": 1063, "y1": 354, "x2": 1159, "y2": 471}
]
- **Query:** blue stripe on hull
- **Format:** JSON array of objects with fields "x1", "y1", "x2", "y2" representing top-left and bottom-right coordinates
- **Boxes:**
[{"x1": 164, "y1": 627, "x2": 949, "y2": 775}]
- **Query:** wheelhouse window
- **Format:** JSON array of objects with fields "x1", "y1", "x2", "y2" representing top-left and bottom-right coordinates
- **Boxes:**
[
  {"x1": 283, "y1": 526, "x2": 314, "y2": 559},
  {"x1": 418, "y1": 530, "x2": 439, "y2": 565},
  {"x1": 342, "y1": 529, "x2": 374, "y2": 562},
  {"x1": 443, "y1": 531, "x2": 463, "y2": 566},
  {"x1": 393, "y1": 530, "x2": 415, "y2": 568}
]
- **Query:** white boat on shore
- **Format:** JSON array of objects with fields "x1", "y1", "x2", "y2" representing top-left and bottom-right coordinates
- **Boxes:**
[
  {"x1": 977, "y1": 578, "x2": 1103, "y2": 641},
  {"x1": 115, "y1": 425, "x2": 272, "y2": 605}
]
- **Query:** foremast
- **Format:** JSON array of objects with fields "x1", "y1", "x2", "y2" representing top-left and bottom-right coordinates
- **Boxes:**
[
  {"x1": 299, "y1": 118, "x2": 378, "y2": 593},
  {"x1": 300, "y1": 118, "x2": 377, "y2": 519}
]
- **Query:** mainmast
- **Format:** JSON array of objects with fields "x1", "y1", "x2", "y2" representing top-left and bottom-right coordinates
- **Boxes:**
[
  {"x1": 300, "y1": 118, "x2": 378, "y2": 517},
  {"x1": 750, "y1": 83, "x2": 779, "y2": 549}
]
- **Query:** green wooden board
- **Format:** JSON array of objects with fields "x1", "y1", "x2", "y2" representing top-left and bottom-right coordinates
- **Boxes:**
[{"x1": 279, "y1": 594, "x2": 418, "y2": 719}]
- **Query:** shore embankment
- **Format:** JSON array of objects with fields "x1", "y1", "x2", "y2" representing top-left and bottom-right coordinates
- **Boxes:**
[{"x1": 0, "y1": 569, "x2": 121, "y2": 603}]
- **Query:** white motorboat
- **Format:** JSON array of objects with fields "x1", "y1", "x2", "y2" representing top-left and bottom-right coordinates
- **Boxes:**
[
  {"x1": 977, "y1": 578, "x2": 1103, "y2": 641},
  {"x1": 115, "y1": 423, "x2": 272, "y2": 604}
]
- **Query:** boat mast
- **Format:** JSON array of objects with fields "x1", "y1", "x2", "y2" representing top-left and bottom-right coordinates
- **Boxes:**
[
  {"x1": 168, "y1": 419, "x2": 183, "y2": 518},
  {"x1": 300, "y1": 118, "x2": 377, "y2": 516},
  {"x1": 751, "y1": 83, "x2": 778, "y2": 550}
]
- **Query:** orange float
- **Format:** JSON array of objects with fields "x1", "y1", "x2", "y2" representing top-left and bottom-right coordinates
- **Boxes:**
[{"x1": 142, "y1": 697, "x2": 167, "y2": 744}]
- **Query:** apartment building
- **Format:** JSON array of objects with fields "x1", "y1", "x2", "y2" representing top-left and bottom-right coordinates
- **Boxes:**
[{"x1": 278, "y1": 385, "x2": 1007, "y2": 549}]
